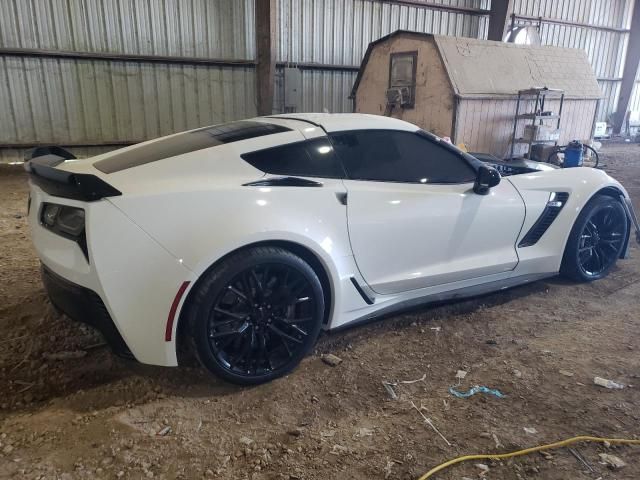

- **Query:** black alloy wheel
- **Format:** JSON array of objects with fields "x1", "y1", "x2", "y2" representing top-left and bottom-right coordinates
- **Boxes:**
[
  {"x1": 562, "y1": 196, "x2": 628, "y2": 281},
  {"x1": 188, "y1": 247, "x2": 324, "y2": 384}
]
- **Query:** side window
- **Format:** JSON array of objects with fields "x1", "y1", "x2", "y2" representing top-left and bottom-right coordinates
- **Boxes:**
[
  {"x1": 329, "y1": 130, "x2": 476, "y2": 184},
  {"x1": 241, "y1": 138, "x2": 344, "y2": 178}
]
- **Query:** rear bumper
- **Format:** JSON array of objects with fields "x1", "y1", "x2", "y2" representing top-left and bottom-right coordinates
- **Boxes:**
[
  {"x1": 28, "y1": 183, "x2": 194, "y2": 367},
  {"x1": 41, "y1": 264, "x2": 135, "y2": 359}
]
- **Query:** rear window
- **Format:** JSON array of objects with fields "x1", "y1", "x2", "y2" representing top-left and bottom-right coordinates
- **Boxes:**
[
  {"x1": 241, "y1": 138, "x2": 345, "y2": 178},
  {"x1": 94, "y1": 121, "x2": 291, "y2": 174}
]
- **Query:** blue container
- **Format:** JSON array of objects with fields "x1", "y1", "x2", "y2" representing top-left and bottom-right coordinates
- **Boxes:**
[{"x1": 564, "y1": 141, "x2": 583, "y2": 167}]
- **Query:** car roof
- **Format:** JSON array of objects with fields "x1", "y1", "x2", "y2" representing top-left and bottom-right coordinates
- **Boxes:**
[{"x1": 263, "y1": 113, "x2": 419, "y2": 134}]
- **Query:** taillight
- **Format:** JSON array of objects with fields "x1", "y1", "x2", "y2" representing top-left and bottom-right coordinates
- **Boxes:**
[{"x1": 41, "y1": 203, "x2": 85, "y2": 238}]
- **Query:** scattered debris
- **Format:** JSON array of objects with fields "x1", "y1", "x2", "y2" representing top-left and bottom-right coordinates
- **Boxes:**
[
  {"x1": 43, "y1": 350, "x2": 87, "y2": 361},
  {"x1": 321, "y1": 354, "x2": 343, "y2": 367},
  {"x1": 559, "y1": 370, "x2": 574, "y2": 377},
  {"x1": 492, "y1": 433, "x2": 503, "y2": 449},
  {"x1": 330, "y1": 444, "x2": 349, "y2": 455},
  {"x1": 599, "y1": 453, "x2": 626, "y2": 470},
  {"x1": 568, "y1": 447, "x2": 594, "y2": 473},
  {"x1": 382, "y1": 382, "x2": 398, "y2": 400},
  {"x1": 594, "y1": 377, "x2": 625, "y2": 389},
  {"x1": 430, "y1": 327, "x2": 441, "y2": 333},
  {"x1": 155, "y1": 426, "x2": 171, "y2": 436},
  {"x1": 513, "y1": 369, "x2": 522, "y2": 378},
  {"x1": 356, "y1": 427, "x2": 374, "y2": 438},
  {"x1": 384, "y1": 459, "x2": 395, "y2": 479},
  {"x1": 475, "y1": 463, "x2": 490, "y2": 477},
  {"x1": 449, "y1": 386, "x2": 506, "y2": 399},
  {"x1": 399, "y1": 373, "x2": 426, "y2": 384},
  {"x1": 524, "y1": 427, "x2": 538, "y2": 435},
  {"x1": 410, "y1": 401, "x2": 451, "y2": 447},
  {"x1": 455, "y1": 370, "x2": 468, "y2": 380}
]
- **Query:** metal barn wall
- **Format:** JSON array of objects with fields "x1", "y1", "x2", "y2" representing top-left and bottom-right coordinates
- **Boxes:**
[
  {"x1": 454, "y1": 98, "x2": 598, "y2": 158},
  {"x1": 0, "y1": 0, "x2": 256, "y2": 163},
  {"x1": 1, "y1": 0, "x2": 637, "y2": 163},
  {"x1": 274, "y1": 0, "x2": 490, "y2": 113},
  {"x1": 511, "y1": 0, "x2": 634, "y2": 122},
  {"x1": 629, "y1": 68, "x2": 640, "y2": 122}
]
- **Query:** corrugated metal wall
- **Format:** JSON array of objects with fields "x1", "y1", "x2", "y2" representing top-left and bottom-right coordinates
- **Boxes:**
[
  {"x1": 277, "y1": 0, "x2": 489, "y2": 64},
  {"x1": 1, "y1": 0, "x2": 637, "y2": 163},
  {"x1": 274, "y1": 0, "x2": 490, "y2": 113},
  {"x1": 511, "y1": 0, "x2": 634, "y2": 122},
  {"x1": 629, "y1": 64, "x2": 640, "y2": 122},
  {"x1": 0, "y1": 0, "x2": 256, "y2": 163}
]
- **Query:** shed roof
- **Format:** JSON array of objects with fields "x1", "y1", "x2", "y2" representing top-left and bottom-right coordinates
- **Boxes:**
[{"x1": 352, "y1": 31, "x2": 602, "y2": 100}]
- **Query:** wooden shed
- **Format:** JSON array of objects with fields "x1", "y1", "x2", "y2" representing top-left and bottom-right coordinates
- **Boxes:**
[{"x1": 351, "y1": 31, "x2": 602, "y2": 159}]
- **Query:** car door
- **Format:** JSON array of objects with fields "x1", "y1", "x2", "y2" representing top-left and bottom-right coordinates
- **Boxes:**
[{"x1": 330, "y1": 129, "x2": 526, "y2": 295}]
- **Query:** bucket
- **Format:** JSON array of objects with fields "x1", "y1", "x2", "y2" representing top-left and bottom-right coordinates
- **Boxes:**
[{"x1": 564, "y1": 141, "x2": 583, "y2": 168}]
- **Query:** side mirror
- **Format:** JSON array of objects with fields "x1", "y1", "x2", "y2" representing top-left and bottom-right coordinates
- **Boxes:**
[{"x1": 473, "y1": 165, "x2": 500, "y2": 195}]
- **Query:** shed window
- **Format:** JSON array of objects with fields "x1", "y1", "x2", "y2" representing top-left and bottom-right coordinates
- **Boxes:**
[{"x1": 389, "y1": 51, "x2": 417, "y2": 108}]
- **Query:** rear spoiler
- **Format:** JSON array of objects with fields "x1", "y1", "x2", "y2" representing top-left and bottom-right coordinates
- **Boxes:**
[{"x1": 24, "y1": 154, "x2": 122, "y2": 202}]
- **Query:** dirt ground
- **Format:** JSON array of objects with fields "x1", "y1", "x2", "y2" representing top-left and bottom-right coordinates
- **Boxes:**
[{"x1": 1, "y1": 144, "x2": 639, "y2": 480}]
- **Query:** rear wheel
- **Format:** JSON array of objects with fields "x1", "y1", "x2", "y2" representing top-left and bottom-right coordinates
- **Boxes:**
[
  {"x1": 187, "y1": 246, "x2": 324, "y2": 385},
  {"x1": 561, "y1": 196, "x2": 628, "y2": 282}
]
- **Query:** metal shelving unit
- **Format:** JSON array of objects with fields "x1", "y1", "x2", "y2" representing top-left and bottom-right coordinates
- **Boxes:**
[{"x1": 510, "y1": 88, "x2": 565, "y2": 160}]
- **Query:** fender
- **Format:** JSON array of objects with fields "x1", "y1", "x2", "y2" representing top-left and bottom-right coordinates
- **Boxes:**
[{"x1": 508, "y1": 168, "x2": 630, "y2": 276}]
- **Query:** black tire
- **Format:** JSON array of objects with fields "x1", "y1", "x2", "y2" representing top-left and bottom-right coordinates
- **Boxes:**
[
  {"x1": 561, "y1": 195, "x2": 628, "y2": 282},
  {"x1": 186, "y1": 246, "x2": 324, "y2": 385}
]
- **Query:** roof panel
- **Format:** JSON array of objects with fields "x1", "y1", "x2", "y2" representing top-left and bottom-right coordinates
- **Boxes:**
[
  {"x1": 433, "y1": 35, "x2": 602, "y2": 99},
  {"x1": 352, "y1": 30, "x2": 602, "y2": 99}
]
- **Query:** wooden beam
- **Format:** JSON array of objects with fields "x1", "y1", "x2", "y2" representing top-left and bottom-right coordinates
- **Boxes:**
[
  {"x1": 256, "y1": 0, "x2": 276, "y2": 116},
  {"x1": 487, "y1": 0, "x2": 513, "y2": 41},
  {"x1": 614, "y1": 0, "x2": 640, "y2": 134}
]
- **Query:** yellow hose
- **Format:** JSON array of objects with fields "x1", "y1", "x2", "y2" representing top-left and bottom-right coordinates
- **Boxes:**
[{"x1": 418, "y1": 435, "x2": 640, "y2": 480}]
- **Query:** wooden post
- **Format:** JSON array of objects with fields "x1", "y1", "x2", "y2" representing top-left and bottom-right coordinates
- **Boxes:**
[
  {"x1": 256, "y1": 0, "x2": 276, "y2": 116},
  {"x1": 613, "y1": 0, "x2": 640, "y2": 134},
  {"x1": 487, "y1": 0, "x2": 514, "y2": 42}
]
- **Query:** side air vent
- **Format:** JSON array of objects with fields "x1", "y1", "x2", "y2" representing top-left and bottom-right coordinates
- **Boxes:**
[{"x1": 518, "y1": 192, "x2": 569, "y2": 248}]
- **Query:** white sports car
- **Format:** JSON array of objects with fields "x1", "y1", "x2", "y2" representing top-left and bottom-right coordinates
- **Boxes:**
[{"x1": 26, "y1": 113, "x2": 639, "y2": 384}]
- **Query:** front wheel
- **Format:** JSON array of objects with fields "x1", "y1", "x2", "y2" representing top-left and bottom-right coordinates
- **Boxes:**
[
  {"x1": 561, "y1": 196, "x2": 628, "y2": 282},
  {"x1": 187, "y1": 246, "x2": 324, "y2": 385}
]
